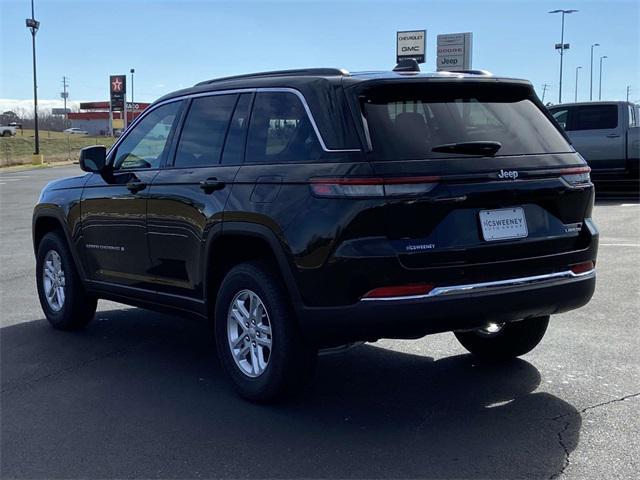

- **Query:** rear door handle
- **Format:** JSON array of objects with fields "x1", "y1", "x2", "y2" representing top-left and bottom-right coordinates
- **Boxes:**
[
  {"x1": 606, "y1": 134, "x2": 621, "y2": 138},
  {"x1": 199, "y1": 178, "x2": 226, "y2": 193},
  {"x1": 126, "y1": 181, "x2": 147, "y2": 193}
]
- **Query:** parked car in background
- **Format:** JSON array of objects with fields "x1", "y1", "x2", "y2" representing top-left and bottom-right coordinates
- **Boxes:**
[
  {"x1": 548, "y1": 101, "x2": 640, "y2": 181},
  {"x1": 0, "y1": 125, "x2": 17, "y2": 136},
  {"x1": 63, "y1": 128, "x2": 89, "y2": 135}
]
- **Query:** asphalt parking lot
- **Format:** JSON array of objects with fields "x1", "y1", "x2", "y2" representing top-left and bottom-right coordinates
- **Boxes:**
[{"x1": 1, "y1": 165, "x2": 638, "y2": 479}]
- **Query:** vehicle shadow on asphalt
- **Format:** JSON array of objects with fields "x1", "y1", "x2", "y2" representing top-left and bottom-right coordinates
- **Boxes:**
[{"x1": 1, "y1": 307, "x2": 580, "y2": 479}]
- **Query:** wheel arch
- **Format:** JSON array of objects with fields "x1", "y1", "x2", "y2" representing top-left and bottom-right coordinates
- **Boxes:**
[
  {"x1": 204, "y1": 222, "x2": 303, "y2": 318},
  {"x1": 32, "y1": 209, "x2": 87, "y2": 282}
]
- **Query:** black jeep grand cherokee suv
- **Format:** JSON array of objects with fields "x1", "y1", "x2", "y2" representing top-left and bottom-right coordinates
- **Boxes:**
[{"x1": 33, "y1": 67, "x2": 598, "y2": 401}]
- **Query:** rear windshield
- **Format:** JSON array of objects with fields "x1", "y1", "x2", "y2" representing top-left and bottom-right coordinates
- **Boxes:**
[{"x1": 360, "y1": 83, "x2": 572, "y2": 160}]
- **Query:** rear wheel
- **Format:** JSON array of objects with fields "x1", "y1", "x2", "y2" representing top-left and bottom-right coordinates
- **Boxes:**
[
  {"x1": 36, "y1": 231, "x2": 97, "y2": 330},
  {"x1": 454, "y1": 316, "x2": 550, "y2": 360},
  {"x1": 215, "y1": 261, "x2": 317, "y2": 403}
]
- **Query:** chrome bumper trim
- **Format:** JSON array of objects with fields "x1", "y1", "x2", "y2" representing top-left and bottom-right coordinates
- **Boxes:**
[{"x1": 361, "y1": 269, "x2": 595, "y2": 302}]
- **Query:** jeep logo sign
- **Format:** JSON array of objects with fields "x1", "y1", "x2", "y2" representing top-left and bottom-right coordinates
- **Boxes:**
[
  {"x1": 497, "y1": 169, "x2": 519, "y2": 180},
  {"x1": 436, "y1": 32, "x2": 473, "y2": 72},
  {"x1": 396, "y1": 30, "x2": 426, "y2": 64}
]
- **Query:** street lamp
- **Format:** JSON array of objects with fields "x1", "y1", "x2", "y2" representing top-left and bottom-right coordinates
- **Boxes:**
[
  {"x1": 590, "y1": 43, "x2": 600, "y2": 100},
  {"x1": 549, "y1": 9, "x2": 578, "y2": 104},
  {"x1": 574, "y1": 66, "x2": 582, "y2": 102},
  {"x1": 599, "y1": 55, "x2": 608, "y2": 100},
  {"x1": 130, "y1": 68, "x2": 135, "y2": 106},
  {"x1": 25, "y1": 0, "x2": 40, "y2": 158}
]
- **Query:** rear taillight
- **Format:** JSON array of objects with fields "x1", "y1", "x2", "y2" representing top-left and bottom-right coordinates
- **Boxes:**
[
  {"x1": 310, "y1": 176, "x2": 440, "y2": 198},
  {"x1": 362, "y1": 283, "x2": 435, "y2": 299},
  {"x1": 570, "y1": 261, "x2": 595, "y2": 275},
  {"x1": 561, "y1": 166, "x2": 591, "y2": 186}
]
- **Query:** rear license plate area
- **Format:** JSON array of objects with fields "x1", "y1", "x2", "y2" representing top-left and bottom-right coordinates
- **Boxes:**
[{"x1": 479, "y1": 207, "x2": 528, "y2": 241}]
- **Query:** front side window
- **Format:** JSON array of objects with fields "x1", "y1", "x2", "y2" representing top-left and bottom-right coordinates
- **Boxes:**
[
  {"x1": 114, "y1": 101, "x2": 181, "y2": 170},
  {"x1": 174, "y1": 94, "x2": 237, "y2": 168},
  {"x1": 246, "y1": 92, "x2": 322, "y2": 163},
  {"x1": 569, "y1": 105, "x2": 618, "y2": 131}
]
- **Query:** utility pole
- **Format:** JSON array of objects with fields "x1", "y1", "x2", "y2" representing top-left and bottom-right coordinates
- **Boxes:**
[
  {"x1": 549, "y1": 9, "x2": 578, "y2": 104},
  {"x1": 574, "y1": 66, "x2": 582, "y2": 102},
  {"x1": 626, "y1": 86, "x2": 631, "y2": 103},
  {"x1": 590, "y1": 43, "x2": 600, "y2": 101},
  {"x1": 25, "y1": 0, "x2": 41, "y2": 159},
  {"x1": 541, "y1": 83, "x2": 550, "y2": 103},
  {"x1": 61, "y1": 76, "x2": 69, "y2": 113}
]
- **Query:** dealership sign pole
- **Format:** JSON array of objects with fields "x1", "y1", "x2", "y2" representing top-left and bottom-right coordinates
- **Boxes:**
[
  {"x1": 396, "y1": 30, "x2": 426, "y2": 64},
  {"x1": 437, "y1": 32, "x2": 473, "y2": 71}
]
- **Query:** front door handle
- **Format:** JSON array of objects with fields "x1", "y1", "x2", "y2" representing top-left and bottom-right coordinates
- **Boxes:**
[
  {"x1": 606, "y1": 133, "x2": 621, "y2": 138},
  {"x1": 126, "y1": 181, "x2": 147, "y2": 193},
  {"x1": 200, "y1": 178, "x2": 226, "y2": 193}
]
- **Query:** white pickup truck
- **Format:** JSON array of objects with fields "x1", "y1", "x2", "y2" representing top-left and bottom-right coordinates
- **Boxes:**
[
  {"x1": 0, "y1": 125, "x2": 17, "y2": 137},
  {"x1": 549, "y1": 101, "x2": 640, "y2": 181}
]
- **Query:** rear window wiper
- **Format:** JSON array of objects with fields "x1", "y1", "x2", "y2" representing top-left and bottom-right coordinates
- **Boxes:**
[{"x1": 431, "y1": 141, "x2": 502, "y2": 156}]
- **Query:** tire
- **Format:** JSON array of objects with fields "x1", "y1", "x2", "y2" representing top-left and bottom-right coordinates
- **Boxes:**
[
  {"x1": 454, "y1": 316, "x2": 550, "y2": 361},
  {"x1": 214, "y1": 261, "x2": 317, "y2": 402},
  {"x1": 36, "y1": 231, "x2": 97, "y2": 330},
  {"x1": 2, "y1": 131, "x2": 10, "y2": 137}
]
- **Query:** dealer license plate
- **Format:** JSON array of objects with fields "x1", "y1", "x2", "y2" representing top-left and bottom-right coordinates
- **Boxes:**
[{"x1": 479, "y1": 208, "x2": 528, "y2": 241}]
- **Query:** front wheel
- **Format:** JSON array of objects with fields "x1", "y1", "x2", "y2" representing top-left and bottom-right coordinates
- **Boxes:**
[
  {"x1": 215, "y1": 261, "x2": 317, "y2": 403},
  {"x1": 454, "y1": 316, "x2": 550, "y2": 360},
  {"x1": 36, "y1": 231, "x2": 97, "y2": 330}
]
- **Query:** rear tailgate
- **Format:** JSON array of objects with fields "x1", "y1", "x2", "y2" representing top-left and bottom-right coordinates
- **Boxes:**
[{"x1": 354, "y1": 78, "x2": 594, "y2": 283}]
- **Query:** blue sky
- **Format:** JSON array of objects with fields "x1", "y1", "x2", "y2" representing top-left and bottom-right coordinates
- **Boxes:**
[{"x1": 1, "y1": 0, "x2": 638, "y2": 113}]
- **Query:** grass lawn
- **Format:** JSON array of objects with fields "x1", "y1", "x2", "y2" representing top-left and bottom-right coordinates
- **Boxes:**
[{"x1": 0, "y1": 130, "x2": 116, "y2": 167}]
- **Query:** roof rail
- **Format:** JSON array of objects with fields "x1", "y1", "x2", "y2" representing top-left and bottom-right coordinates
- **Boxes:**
[
  {"x1": 454, "y1": 69, "x2": 493, "y2": 76},
  {"x1": 195, "y1": 68, "x2": 349, "y2": 86}
]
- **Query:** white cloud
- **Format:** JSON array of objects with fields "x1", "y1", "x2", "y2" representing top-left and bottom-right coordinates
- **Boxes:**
[{"x1": 0, "y1": 99, "x2": 82, "y2": 117}]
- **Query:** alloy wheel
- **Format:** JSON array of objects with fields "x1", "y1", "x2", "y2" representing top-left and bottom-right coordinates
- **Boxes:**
[
  {"x1": 227, "y1": 289, "x2": 273, "y2": 377},
  {"x1": 43, "y1": 250, "x2": 66, "y2": 312}
]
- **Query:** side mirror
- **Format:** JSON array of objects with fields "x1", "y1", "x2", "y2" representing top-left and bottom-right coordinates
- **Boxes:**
[{"x1": 79, "y1": 145, "x2": 107, "y2": 173}]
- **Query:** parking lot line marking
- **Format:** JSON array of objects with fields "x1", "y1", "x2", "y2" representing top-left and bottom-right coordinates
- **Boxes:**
[{"x1": 600, "y1": 243, "x2": 640, "y2": 247}]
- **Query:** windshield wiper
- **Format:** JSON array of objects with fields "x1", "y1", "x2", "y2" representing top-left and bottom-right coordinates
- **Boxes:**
[{"x1": 431, "y1": 141, "x2": 502, "y2": 156}]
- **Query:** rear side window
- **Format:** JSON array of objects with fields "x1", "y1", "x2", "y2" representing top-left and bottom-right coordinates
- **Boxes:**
[
  {"x1": 221, "y1": 94, "x2": 252, "y2": 165},
  {"x1": 246, "y1": 92, "x2": 322, "y2": 163},
  {"x1": 174, "y1": 94, "x2": 237, "y2": 167},
  {"x1": 361, "y1": 83, "x2": 573, "y2": 160},
  {"x1": 569, "y1": 105, "x2": 618, "y2": 130}
]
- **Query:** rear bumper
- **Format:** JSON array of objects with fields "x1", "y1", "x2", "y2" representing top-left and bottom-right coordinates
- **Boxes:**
[{"x1": 298, "y1": 269, "x2": 596, "y2": 347}]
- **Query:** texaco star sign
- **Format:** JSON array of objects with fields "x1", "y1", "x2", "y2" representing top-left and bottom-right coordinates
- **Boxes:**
[{"x1": 112, "y1": 77, "x2": 123, "y2": 92}]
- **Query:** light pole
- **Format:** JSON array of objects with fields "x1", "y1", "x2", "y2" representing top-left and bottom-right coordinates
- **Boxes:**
[
  {"x1": 574, "y1": 66, "x2": 582, "y2": 102},
  {"x1": 599, "y1": 55, "x2": 608, "y2": 100},
  {"x1": 130, "y1": 68, "x2": 135, "y2": 106},
  {"x1": 549, "y1": 9, "x2": 578, "y2": 104},
  {"x1": 590, "y1": 43, "x2": 599, "y2": 100},
  {"x1": 25, "y1": 0, "x2": 40, "y2": 158}
]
